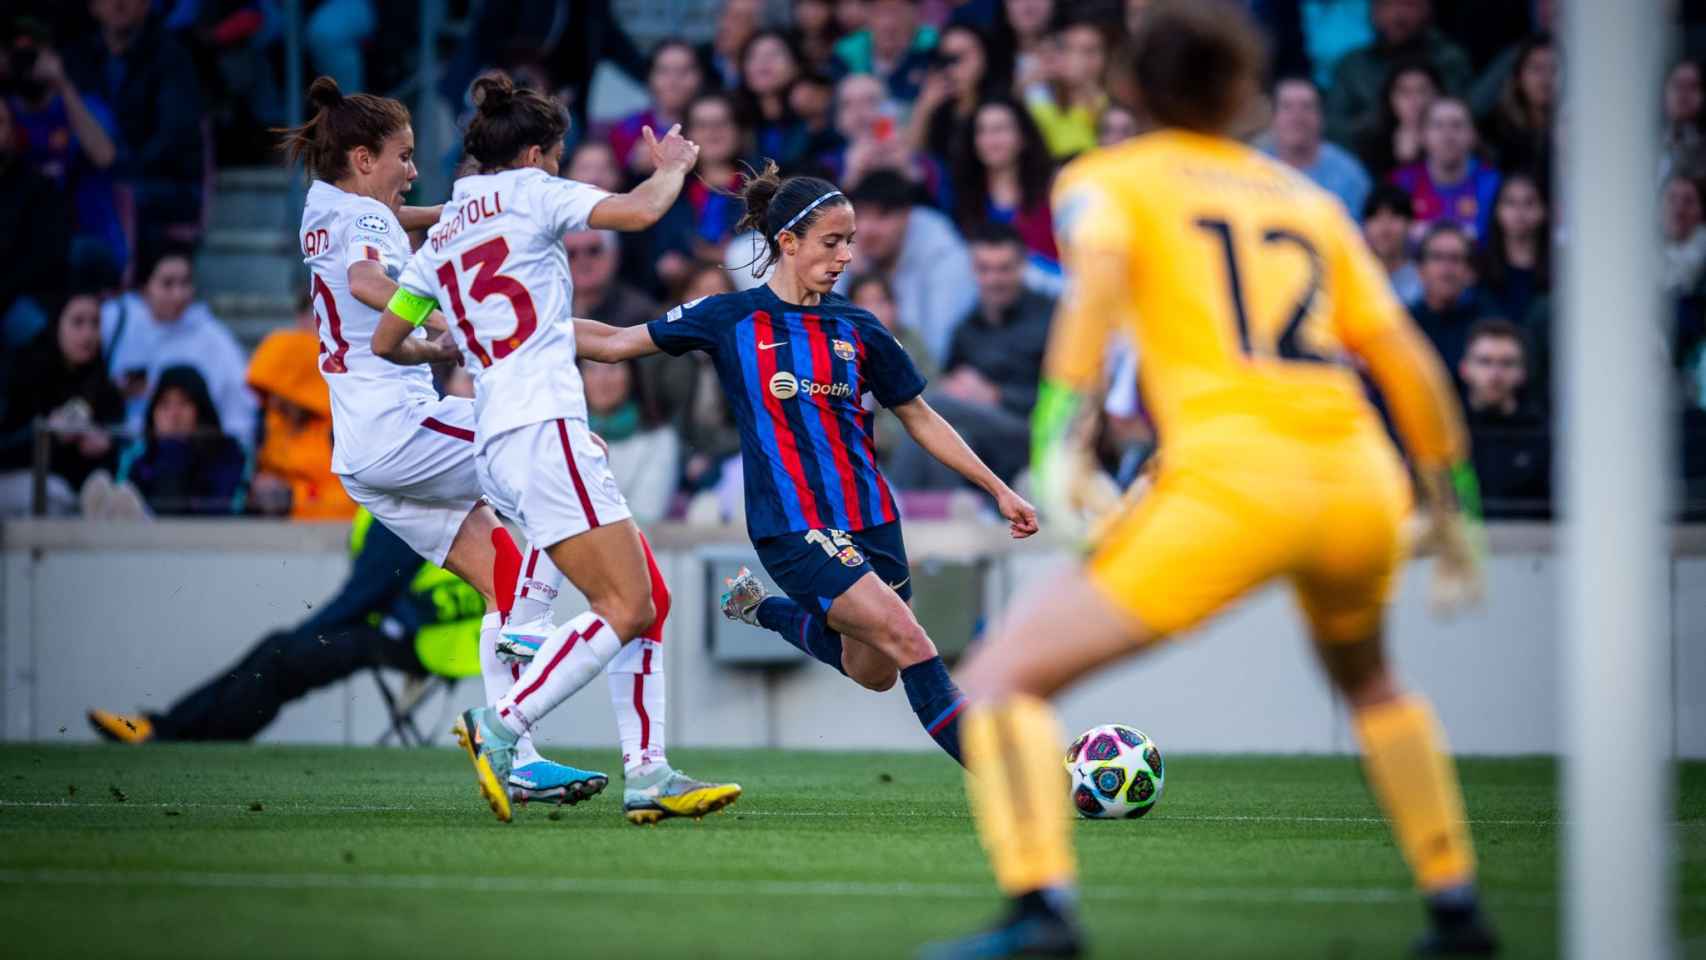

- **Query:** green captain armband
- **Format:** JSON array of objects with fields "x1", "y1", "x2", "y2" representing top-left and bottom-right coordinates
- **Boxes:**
[{"x1": 386, "y1": 288, "x2": 437, "y2": 327}]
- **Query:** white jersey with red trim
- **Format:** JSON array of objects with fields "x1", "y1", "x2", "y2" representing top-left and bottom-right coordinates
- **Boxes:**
[
  {"x1": 300, "y1": 180, "x2": 438, "y2": 475},
  {"x1": 396, "y1": 167, "x2": 611, "y2": 441}
]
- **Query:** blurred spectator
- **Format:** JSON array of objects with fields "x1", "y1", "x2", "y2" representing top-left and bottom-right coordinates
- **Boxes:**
[
  {"x1": 177, "y1": 0, "x2": 287, "y2": 157},
  {"x1": 951, "y1": 96, "x2": 1058, "y2": 264},
  {"x1": 822, "y1": 72, "x2": 945, "y2": 202},
  {"x1": 887, "y1": 224, "x2": 1050, "y2": 488},
  {"x1": 849, "y1": 272, "x2": 929, "y2": 466},
  {"x1": 992, "y1": 0, "x2": 1054, "y2": 94},
  {"x1": 570, "y1": 231, "x2": 660, "y2": 332},
  {"x1": 791, "y1": 71, "x2": 844, "y2": 161},
  {"x1": 439, "y1": 0, "x2": 645, "y2": 131},
  {"x1": 648, "y1": 92, "x2": 749, "y2": 293},
  {"x1": 1023, "y1": 11, "x2": 1110, "y2": 159},
  {"x1": 608, "y1": 39, "x2": 703, "y2": 178},
  {"x1": 115, "y1": 365, "x2": 246, "y2": 516},
  {"x1": 848, "y1": 273, "x2": 933, "y2": 377},
  {"x1": 836, "y1": 0, "x2": 872, "y2": 36},
  {"x1": 834, "y1": 0, "x2": 939, "y2": 105},
  {"x1": 566, "y1": 139, "x2": 624, "y2": 192},
  {"x1": 304, "y1": 0, "x2": 374, "y2": 92},
  {"x1": 1324, "y1": 0, "x2": 1471, "y2": 146},
  {"x1": 0, "y1": 291, "x2": 124, "y2": 515},
  {"x1": 1262, "y1": 76, "x2": 1372, "y2": 217},
  {"x1": 1408, "y1": 221, "x2": 1486, "y2": 372},
  {"x1": 5, "y1": 23, "x2": 124, "y2": 274},
  {"x1": 1352, "y1": 59, "x2": 1440, "y2": 181},
  {"x1": 1390, "y1": 96, "x2": 1500, "y2": 242},
  {"x1": 1663, "y1": 58, "x2": 1706, "y2": 182},
  {"x1": 738, "y1": 30, "x2": 811, "y2": 171},
  {"x1": 1096, "y1": 100, "x2": 1140, "y2": 147},
  {"x1": 651, "y1": 264, "x2": 743, "y2": 497},
  {"x1": 792, "y1": 0, "x2": 843, "y2": 73},
  {"x1": 907, "y1": 24, "x2": 1001, "y2": 163},
  {"x1": 101, "y1": 245, "x2": 257, "y2": 448},
  {"x1": 68, "y1": 0, "x2": 206, "y2": 251},
  {"x1": 0, "y1": 95, "x2": 70, "y2": 348},
  {"x1": 1479, "y1": 34, "x2": 1556, "y2": 179},
  {"x1": 245, "y1": 329, "x2": 354, "y2": 521},
  {"x1": 1458, "y1": 319, "x2": 1550, "y2": 514},
  {"x1": 1362, "y1": 184, "x2": 1423, "y2": 304},
  {"x1": 842, "y1": 170, "x2": 977, "y2": 364},
  {"x1": 580, "y1": 358, "x2": 679, "y2": 522},
  {"x1": 1664, "y1": 174, "x2": 1706, "y2": 297},
  {"x1": 566, "y1": 229, "x2": 691, "y2": 425},
  {"x1": 698, "y1": 0, "x2": 763, "y2": 90},
  {"x1": 1467, "y1": 0, "x2": 1557, "y2": 117},
  {"x1": 1477, "y1": 172, "x2": 1550, "y2": 325}
]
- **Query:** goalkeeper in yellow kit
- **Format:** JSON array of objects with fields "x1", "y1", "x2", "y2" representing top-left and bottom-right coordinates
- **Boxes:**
[{"x1": 924, "y1": 3, "x2": 1497, "y2": 958}]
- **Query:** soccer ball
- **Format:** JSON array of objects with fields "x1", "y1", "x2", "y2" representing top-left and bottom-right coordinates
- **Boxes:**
[{"x1": 1064, "y1": 724, "x2": 1165, "y2": 819}]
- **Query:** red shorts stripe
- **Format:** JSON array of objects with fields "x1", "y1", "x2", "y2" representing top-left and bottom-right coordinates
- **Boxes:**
[
  {"x1": 555, "y1": 419, "x2": 601, "y2": 528},
  {"x1": 421, "y1": 416, "x2": 475, "y2": 443}
]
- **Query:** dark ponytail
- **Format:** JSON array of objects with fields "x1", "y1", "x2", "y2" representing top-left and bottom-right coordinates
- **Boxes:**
[
  {"x1": 277, "y1": 76, "x2": 412, "y2": 182},
  {"x1": 463, "y1": 72, "x2": 570, "y2": 173},
  {"x1": 734, "y1": 160, "x2": 848, "y2": 277}
]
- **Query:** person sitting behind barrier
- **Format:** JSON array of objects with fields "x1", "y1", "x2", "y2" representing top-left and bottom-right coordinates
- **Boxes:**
[
  {"x1": 246, "y1": 329, "x2": 356, "y2": 520},
  {"x1": 0, "y1": 290, "x2": 125, "y2": 516},
  {"x1": 88, "y1": 509, "x2": 483, "y2": 742},
  {"x1": 1458, "y1": 319, "x2": 1550, "y2": 516},
  {"x1": 113, "y1": 365, "x2": 247, "y2": 516}
]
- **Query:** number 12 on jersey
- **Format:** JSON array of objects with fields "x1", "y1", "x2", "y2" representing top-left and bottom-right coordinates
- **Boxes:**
[
  {"x1": 435, "y1": 236, "x2": 540, "y2": 367},
  {"x1": 1194, "y1": 217, "x2": 1330, "y2": 364}
]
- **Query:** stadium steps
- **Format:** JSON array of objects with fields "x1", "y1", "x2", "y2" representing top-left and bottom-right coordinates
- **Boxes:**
[{"x1": 199, "y1": 167, "x2": 303, "y2": 351}]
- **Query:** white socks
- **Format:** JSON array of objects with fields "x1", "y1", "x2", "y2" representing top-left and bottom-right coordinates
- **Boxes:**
[
  {"x1": 479, "y1": 612, "x2": 541, "y2": 765},
  {"x1": 606, "y1": 639, "x2": 666, "y2": 774},
  {"x1": 510, "y1": 547, "x2": 564, "y2": 626},
  {"x1": 495, "y1": 610, "x2": 623, "y2": 737}
]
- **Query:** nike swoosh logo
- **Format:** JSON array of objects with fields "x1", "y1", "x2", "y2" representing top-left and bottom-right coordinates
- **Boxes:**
[
  {"x1": 887, "y1": 578, "x2": 909, "y2": 592},
  {"x1": 757, "y1": 341, "x2": 788, "y2": 351}
]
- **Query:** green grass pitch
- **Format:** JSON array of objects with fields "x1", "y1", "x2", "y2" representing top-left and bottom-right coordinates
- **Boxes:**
[{"x1": 1, "y1": 745, "x2": 1702, "y2": 958}]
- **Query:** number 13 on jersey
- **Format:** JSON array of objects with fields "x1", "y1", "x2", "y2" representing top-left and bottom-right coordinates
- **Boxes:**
[{"x1": 435, "y1": 236, "x2": 539, "y2": 367}]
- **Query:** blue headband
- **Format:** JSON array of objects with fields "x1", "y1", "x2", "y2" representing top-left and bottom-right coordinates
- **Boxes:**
[{"x1": 775, "y1": 190, "x2": 844, "y2": 238}]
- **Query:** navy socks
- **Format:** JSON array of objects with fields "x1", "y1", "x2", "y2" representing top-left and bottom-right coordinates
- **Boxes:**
[
  {"x1": 756, "y1": 597, "x2": 847, "y2": 675},
  {"x1": 900, "y1": 656, "x2": 966, "y2": 765}
]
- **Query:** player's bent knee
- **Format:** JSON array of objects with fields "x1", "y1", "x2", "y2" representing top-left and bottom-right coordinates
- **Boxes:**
[
  {"x1": 882, "y1": 616, "x2": 935, "y2": 666},
  {"x1": 602, "y1": 592, "x2": 656, "y2": 642}
]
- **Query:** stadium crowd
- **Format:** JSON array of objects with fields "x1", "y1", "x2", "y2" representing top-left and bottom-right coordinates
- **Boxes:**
[{"x1": 0, "y1": 0, "x2": 1700, "y2": 521}]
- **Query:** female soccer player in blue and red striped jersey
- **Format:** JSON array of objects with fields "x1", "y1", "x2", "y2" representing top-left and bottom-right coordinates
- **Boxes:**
[{"x1": 575, "y1": 161, "x2": 1038, "y2": 763}]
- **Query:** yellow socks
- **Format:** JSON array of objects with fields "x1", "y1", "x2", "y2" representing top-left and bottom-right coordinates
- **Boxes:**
[
  {"x1": 963, "y1": 695, "x2": 1077, "y2": 895},
  {"x1": 1353, "y1": 694, "x2": 1476, "y2": 892}
]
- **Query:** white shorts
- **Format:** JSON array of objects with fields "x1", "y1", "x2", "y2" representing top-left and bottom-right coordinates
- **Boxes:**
[
  {"x1": 477, "y1": 417, "x2": 631, "y2": 551},
  {"x1": 338, "y1": 396, "x2": 482, "y2": 566}
]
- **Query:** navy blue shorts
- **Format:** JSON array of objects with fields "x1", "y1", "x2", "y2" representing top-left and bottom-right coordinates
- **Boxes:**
[{"x1": 752, "y1": 522, "x2": 913, "y2": 615}]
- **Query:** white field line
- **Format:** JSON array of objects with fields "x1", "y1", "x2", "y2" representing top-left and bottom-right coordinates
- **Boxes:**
[
  {"x1": 0, "y1": 867, "x2": 1570, "y2": 911},
  {"x1": 0, "y1": 799, "x2": 1560, "y2": 826}
]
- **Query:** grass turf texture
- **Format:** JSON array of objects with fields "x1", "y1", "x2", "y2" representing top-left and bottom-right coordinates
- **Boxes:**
[{"x1": 0, "y1": 746, "x2": 1701, "y2": 959}]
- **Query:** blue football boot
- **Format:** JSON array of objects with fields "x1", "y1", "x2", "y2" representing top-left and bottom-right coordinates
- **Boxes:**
[{"x1": 509, "y1": 759, "x2": 609, "y2": 807}]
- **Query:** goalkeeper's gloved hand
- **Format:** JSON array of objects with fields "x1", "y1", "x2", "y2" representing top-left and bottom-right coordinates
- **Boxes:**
[
  {"x1": 1031, "y1": 381, "x2": 1121, "y2": 547},
  {"x1": 1410, "y1": 462, "x2": 1486, "y2": 617}
]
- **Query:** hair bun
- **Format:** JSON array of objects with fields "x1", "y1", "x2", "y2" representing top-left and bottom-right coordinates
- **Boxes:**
[
  {"x1": 471, "y1": 74, "x2": 517, "y2": 112},
  {"x1": 307, "y1": 75, "x2": 344, "y2": 112}
]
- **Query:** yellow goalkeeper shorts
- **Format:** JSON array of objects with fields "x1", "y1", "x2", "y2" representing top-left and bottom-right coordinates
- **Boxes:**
[{"x1": 1086, "y1": 435, "x2": 1412, "y2": 645}]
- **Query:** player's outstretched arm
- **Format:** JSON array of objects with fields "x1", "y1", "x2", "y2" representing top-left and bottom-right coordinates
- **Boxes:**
[
  {"x1": 372, "y1": 289, "x2": 461, "y2": 367},
  {"x1": 573, "y1": 318, "x2": 663, "y2": 362},
  {"x1": 397, "y1": 205, "x2": 443, "y2": 231},
  {"x1": 890, "y1": 396, "x2": 1039, "y2": 539},
  {"x1": 586, "y1": 124, "x2": 700, "y2": 231}
]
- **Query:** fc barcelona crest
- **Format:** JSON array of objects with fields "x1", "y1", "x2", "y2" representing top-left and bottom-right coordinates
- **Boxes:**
[
  {"x1": 833, "y1": 339, "x2": 856, "y2": 362},
  {"x1": 837, "y1": 546, "x2": 865, "y2": 567}
]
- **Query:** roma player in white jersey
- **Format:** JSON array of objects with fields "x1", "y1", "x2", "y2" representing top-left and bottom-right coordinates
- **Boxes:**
[
  {"x1": 286, "y1": 76, "x2": 706, "y2": 819},
  {"x1": 373, "y1": 73, "x2": 740, "y2": 825}
]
